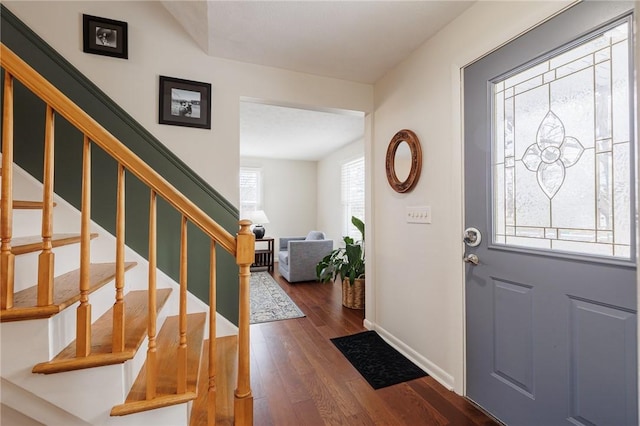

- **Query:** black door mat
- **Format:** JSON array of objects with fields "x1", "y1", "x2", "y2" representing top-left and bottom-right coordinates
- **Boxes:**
[{"x1": 331, "y1": 330, "x2": 428, "y2": 389}]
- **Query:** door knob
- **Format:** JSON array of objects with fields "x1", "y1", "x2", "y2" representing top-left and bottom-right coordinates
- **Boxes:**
[
  {"x1": 464, "y1": 253, "x2": 479, "y2": 265},
  {"x1": 463, "y1": 227, "x2": 482, "y2": 247}
]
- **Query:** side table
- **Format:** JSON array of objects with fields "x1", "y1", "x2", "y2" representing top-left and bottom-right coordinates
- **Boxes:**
[{"x1": 252, "y1": 237, "x2": 274, "y2": 271}]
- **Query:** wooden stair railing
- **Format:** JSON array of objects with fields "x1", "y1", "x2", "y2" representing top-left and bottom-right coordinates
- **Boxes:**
[{"x1": 0, "y1": 43, "x2": 254, "y2": 425}]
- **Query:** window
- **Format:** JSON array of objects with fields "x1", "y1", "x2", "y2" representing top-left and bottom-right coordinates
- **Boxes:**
[
  {"x1": 341, "y1": 157, "x2": 365, "y2": 240},
  {"x1": 239, "y1": 167, "x2": 262, "y2": 216},
  {"x1": 492, "y1": 21, "x2": 632, "y2": 258}
]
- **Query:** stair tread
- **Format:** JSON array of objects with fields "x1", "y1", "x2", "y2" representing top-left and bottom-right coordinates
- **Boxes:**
[
  {"x1": 33, "y1": 288, "x2": 172, "y2": 374},
  {"x1": 190, "y1": 335, "x2": 238, "y2": 426},
  {"x1": 12, "y1": 232, "x2": 99, "y2": 255},
  {"x1": 111, "y1": 312, "x2": 207, "y2": 416},
  {"x1": 0, "y1": 200, "x2": 57, "y2": 209},
  {"x1": 0, "y1": 262, "x2": 136, "y2": 322}
]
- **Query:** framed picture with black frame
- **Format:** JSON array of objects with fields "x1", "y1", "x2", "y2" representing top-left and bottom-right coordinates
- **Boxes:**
[
  {"x1": 158, "y1": 76, "x2": 212, "y2": 129},
  {"x1": 82, "y1": 14, "x2": 128, "y2": 59}
]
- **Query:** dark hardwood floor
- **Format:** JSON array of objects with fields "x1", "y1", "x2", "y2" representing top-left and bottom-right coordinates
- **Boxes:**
[{"x1": 250, "y1": 265, "x2": 499, "y2": 425}]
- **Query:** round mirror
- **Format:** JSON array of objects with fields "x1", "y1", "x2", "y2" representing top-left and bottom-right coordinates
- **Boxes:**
[
  {"x1": 385, "y1": 129, "x2": 422, "y2": 193},
  {"x1": 394, "y1": 141, "x2": 412, "y2": 183}
]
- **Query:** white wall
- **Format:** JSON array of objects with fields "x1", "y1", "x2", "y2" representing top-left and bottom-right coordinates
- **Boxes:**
[
  {"x1": 4, "y1": 1, "x2": 373, "y2": 205},
  {"x1": 240, "y1": 157, "x2": 317, "y2": 246},
  {"x1": 317, "y1": 138, "x2": 365, "y2": 244},
  {"x1": 370, "y1": 1, "x2": 573, "y2": 393}
]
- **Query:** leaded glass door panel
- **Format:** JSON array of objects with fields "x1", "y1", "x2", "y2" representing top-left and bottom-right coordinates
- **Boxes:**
[
  {"x1": 464, "y1": 2, "x2": 637, "y2": 425},
  {"x1": 493, "y1": 20, "x2": 632, "y2": 259}
]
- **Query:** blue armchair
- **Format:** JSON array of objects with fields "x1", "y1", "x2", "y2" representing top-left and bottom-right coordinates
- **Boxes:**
[{"x1": 278, "y1": 231, "x2": 333, "y2": 283}]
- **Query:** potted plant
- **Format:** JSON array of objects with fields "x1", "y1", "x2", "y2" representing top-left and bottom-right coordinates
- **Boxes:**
[{"x1": 316, "y1": 216, "x2": 365, "y2": 309}]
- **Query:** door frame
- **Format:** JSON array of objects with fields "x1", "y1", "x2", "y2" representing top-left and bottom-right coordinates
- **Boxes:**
[{"x1": 456, "y1": 1, "x2": 640, "y2": 413}]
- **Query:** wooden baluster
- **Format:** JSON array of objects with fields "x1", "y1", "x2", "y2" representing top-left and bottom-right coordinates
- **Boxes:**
[
  {"x1": 77, "y1": 136, "x2": 92, "y2": 357},
  {"x1": 112, "y1": 164, "x2": 125, "y2": 352},
  {"x1": 208, "y1": 239, "x2": 217, "y2": 426},
  {"x1": 37, "y1": 105, "x2": 55, "y2": 306},
  {"x1": 146, "y1": 190, "x2": 157, "y2": 400},
  {"x1": 177, "y1": 215, "x2": 188, "y2": 393},
  {"x1": 0, "y1": 72, "x2": 14, "y2": 310},
  {"x1": 234, "y1": 220, "x2": 254, "y2": 426}
]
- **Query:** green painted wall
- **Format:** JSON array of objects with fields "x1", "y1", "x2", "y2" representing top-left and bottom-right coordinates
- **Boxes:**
[{"x1": 0, "y1": 5, "x2": 240, "y2": 324}]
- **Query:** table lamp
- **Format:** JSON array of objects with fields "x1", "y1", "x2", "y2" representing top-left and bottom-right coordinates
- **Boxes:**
[{"x1": 247, "y1": 210, "x2": 269, "y2": 239}]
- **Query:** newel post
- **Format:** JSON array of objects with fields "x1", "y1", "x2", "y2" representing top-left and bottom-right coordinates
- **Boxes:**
[
  {"x1": 234, "y1": 219, "x2": 254, "y2": 425},
  {"x1": 0, "y1": 72, "x2": 14, "y2": 310}
]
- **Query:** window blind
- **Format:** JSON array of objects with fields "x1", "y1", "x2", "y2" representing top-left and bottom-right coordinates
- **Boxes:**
[
  {"x1": 341, "y1": 157, "x2": 365, "y2": 240},
  {"x1": 239, "y1": 167, "x2": 262, "y2": 215}
]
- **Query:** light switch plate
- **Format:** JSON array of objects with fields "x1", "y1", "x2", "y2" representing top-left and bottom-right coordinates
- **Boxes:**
[{"x1": 406, "y1": 206, "x2": 431, "y2": 224}]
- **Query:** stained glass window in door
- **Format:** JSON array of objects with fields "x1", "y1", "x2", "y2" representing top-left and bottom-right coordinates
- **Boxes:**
[{"x1": 492, "y1": 21, "x2": 632, "y2": 258}]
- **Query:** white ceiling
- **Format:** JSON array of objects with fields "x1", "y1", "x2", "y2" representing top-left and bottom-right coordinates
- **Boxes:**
[
  {"x1": 240, "y1": 102, "x2": 365, "y2": 161},
  {"x1": 162, "y1": 1, "x2": 475, "y2": 160}
]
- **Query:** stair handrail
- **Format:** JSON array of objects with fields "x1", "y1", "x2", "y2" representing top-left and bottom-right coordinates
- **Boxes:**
[{"x1": 0, "y1": 43, "x2": 237, "y2": 254}]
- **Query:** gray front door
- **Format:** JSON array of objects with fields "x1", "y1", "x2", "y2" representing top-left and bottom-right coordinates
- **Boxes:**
[{"x1": 464, "y1": 2, "x2": 637, "y2": 425}]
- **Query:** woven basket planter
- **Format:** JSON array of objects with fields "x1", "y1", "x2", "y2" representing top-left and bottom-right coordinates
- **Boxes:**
[{"x1": 342, "y1": 277, "x2": 365, "y2": 310}]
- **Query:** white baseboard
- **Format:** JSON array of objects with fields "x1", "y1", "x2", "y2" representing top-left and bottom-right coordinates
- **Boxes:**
[{"x1": 363, "y1": 320, "x2": 455, "y2": 391}]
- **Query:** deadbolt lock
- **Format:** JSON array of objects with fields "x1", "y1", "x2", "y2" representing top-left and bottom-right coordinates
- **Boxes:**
[{"x1": 463, "y1": 227, "x2": 482, "y2": 247}]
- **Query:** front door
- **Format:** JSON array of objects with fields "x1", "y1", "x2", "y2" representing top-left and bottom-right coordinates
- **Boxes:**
[{"x1": 464, "y1": 2, "x2": 637, "y2": 425}]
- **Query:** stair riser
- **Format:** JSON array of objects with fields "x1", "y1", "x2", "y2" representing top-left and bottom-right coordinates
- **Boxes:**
[
  {"x1": 40, "y1": 364, "x2": 127, "y2": 423},
  {"x1": 105, "y1": 403, "x2": 189, "y2": 426},
  {"x1": 13, "y1": 244, "x2": 88, "y2": 293},
  {"x1": 48, "y1": 281, "x2": 120, "y2": 356},
  {"x1": 13, "y1": 251, "x2": 38, "y2": 293},
  {"x1": 11, "y1": 209, "x2": 47, "y2": 239}
]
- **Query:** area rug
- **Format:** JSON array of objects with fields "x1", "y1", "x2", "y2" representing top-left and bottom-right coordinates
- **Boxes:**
[
  {"x1": 250, "y1": 272, "x2": 305, "y2": 324},
  {"x1": 331, "y1": 330, "x2": 428, "y2": 389}
]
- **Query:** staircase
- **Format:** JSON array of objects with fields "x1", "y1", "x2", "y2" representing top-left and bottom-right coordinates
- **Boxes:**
[{"x1": 0, "y1": 44, "x2": 254, "y2": 425}]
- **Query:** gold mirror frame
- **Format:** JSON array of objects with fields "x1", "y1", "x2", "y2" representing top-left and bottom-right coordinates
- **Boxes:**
[{"x1": 385, "y1": 129, "x2": 422, "y2": 193}]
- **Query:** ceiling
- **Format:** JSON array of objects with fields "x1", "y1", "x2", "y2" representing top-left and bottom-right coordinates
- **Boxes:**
[
  {"x1": 162, "y1": 1, "x2": 475, "y2": 160},
  {"x1": 240, "y1": 102, "x2": 364, "y2": 161}
]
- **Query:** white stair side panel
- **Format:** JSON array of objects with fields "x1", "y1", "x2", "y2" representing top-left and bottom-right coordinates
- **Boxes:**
[
  {"x1": 1, "y1": 402, "x2": 46, "y2": 426},
  {"x1": 1, "y1": 379, "x2": 90, "y2": 426},
  {"x1": 0, "y1": 319, "x2": 124, "y2": 423},
  {"x1": 2, "y1": 367, "x2": 189, "y2": 426},
  {"x1": 1, "y1": 319, "x2": 51, "y2": 378},
  {"x1": 28, "y1": 364, "x2": 127, "y2": 423}
]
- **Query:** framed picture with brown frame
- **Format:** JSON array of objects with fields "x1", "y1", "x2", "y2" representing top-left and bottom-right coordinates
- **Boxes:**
[
  {"x1": 82, "y1": 14, "x2": 128, "y2": 59},
  {"x1": 158, "y1": 76, "x2": 212, "y2": 129}
]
